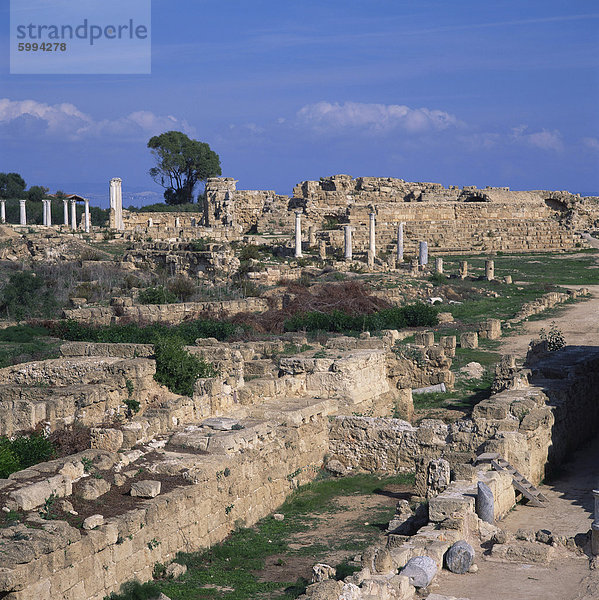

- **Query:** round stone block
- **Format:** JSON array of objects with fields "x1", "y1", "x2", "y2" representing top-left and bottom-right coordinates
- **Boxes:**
[
  {"x1": 400, "y1": 555, "x2": 437, "y2": 588},
  {"x1": 445, "y1": 540, "x2": 475, "y2": 574}
]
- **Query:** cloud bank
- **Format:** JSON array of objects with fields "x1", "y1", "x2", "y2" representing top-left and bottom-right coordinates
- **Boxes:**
[
  {"x1": 0, "y1": 98, "x2": 195, "y2": 141},
  {"x1": 296, "y1": 101, "x2": 460, "y2": 134}
]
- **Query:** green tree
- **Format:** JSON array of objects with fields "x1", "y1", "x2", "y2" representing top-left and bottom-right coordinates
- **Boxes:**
[
  {"x1": 0, "y1": 173, "x2": 26, "y2": 199},
  {"x1": 27, "y1": 185, "x2": 49, "y2": 202},
  {"x1": 147, "y1": 131, "x2": 221, "y2": 205}
]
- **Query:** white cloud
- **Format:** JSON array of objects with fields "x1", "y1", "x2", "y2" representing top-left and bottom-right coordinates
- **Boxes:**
[
  {"x1": 511, "y1": 125, "x2": 563, "y2": 151},
  {"x1": 582, "y1": 137, "x2": 599, "y2": 150},
  {"x1": 296, "y1": 101, "x2": 460, "y2": 134},
  {"x1": 0, "y1": 98, "x2": 195, "y2": 141}
]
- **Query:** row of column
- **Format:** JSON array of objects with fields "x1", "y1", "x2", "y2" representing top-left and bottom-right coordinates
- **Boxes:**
[
  {"x1": 293, "y1": 212, "x2": 423, "y2": 265},
  {"x1": 293, "y1": 213, "x2": 500, "y2": 279},
  {"x1": 0, "y1": 198, "x2": 90, "y2": 232}
]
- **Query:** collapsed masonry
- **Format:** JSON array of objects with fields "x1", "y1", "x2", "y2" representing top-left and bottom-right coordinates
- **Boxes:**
[
  {"x1": 0, "y1": 326, "x2": 598, "y2": 599},
  {"x1": 112, "y1": 175, "x2": 599, "y2": 255}
]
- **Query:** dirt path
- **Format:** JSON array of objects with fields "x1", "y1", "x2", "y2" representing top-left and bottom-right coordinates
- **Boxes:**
[
  {"x1": 434, "y1": 436, "x2": 599, "y2": 600},
  {"x1": 499, "y1": 284, "x2": 599, "y2": 358}
]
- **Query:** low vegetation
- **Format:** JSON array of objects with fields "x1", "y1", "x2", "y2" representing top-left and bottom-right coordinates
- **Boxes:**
[
  {"x1": 107, "y1": 472, "x2": 415, "y2": 600},
  {"x1": 154, "y1": 336, "x2": 218, "y2": 396},
  {"x1": 0, "y1": 434, "x2": 56, "y2": 478}
]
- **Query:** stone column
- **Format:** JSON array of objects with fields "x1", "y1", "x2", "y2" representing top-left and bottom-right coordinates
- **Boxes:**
[
  {"x1": 369, "y1": 212, "x2": 376, "y2": 258},
  {"x1": 41, "y1": 199, "x2": 47, "y2": 226},
  {"x1": 70, "y1": 199, "x2": 77, "y2": 230},
  {"x1": 308, "y1": 226, "x2": 316, "y2": 247},
  {"x1": 63, "y1": 199, "x2": 69, "y2": 226},
  {"x1": 46, "y1": 199, "x2": 52, "y2": 227},
  {"x1": 19, "y1": 199, "x2": 26, "y2": 226},
  {"x1": 344, "y1": 225, "x2": 353, "y2": 260},
  {"x1": 435, "y1": 257, "x2": 443, "y2": 274},
  {"x1": 175, "y1": 217, "x2": 180, "y2": 228},
  {"x1": 319, "y1": 240, "x2": 326, "y2": 260},
  {"x1": 397, "y1": 222, "x2": 404, "y2": 262},
  {"x1": 294, "y1": 210, "x2": 303, "y2": 258},
  {"x1": 419, "y1": 241, "x2": 428, "y2": 266},
  {"x1": 485, "y1": 260, "x2": 495, "y2": 281},
  {"x1": 109, "y1": 177, "x2": 124, "y2": 231},
  {"x1": 459, "y1": 260, "x2": 468, "y2": 279},
  {"x1": 84, "y1": 199, "x2": 90, "y2": 233},
  {"x1": 592, "y1": 489, "x2": 599, "y2": 555},
  {"x1": 0, "y1": 200, "x2": 5, "y2": 224}
]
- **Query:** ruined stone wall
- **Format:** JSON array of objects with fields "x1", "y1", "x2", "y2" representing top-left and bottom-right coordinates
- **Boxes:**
[
  {"x1": 328, "y1": 346, "x2": 599, "y2": 486},
  {"x1": 116, "y1": 175, "x2": 595, "y2": 254},
  {"x1": 0, "y1": 415, "x2": 330, "y2": 600},
  {"x1": 123, "y1": 240, "x2": 240, "y2": 279},
  {"x1": 0, "y1": 357, "x2": 156, "y2": 437},
  {"x1": 63, "y1": 297, "x2": 269, "y2": 326}
]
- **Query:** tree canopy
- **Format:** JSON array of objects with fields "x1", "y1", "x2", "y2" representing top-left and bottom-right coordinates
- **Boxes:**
[
  {"x1": 27, "y1": 186, "x2": 49, "y2": 202},
  {"x1": 147, "y1": 131, "x2": 221, "y2": 205},
  {"x1": 0, "y1": 173, "x2": 26, "y2": 200}
]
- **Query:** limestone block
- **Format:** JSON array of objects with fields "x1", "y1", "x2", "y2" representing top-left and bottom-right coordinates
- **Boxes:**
[
  {"x1": 426, "y1": 459, "x2": 451, "y2": 498},
  {"x1": 459, "y1": 332, "x2": 478, "y2": 349},
  {"x1": 82, "y1": 514, "x2": 104, "y2": 530},
  {"x1": 80, "y1": 477, "x2": 111, "y2": 500},
  {"x1": 90, "y1": 428, "x2": 124, "y2": 452},
  {"x1": 311, "y1": 563, "x2": 336, "y2": 583},
  {"x1": 478, "y1": 319, "x2": 501, "y2": 340},
  {"x1": 9, "y1": 475, "x2": 72, "y2": 511},
  {"x1": 130, "y1": 480, "x2": 161, "y2": 498},
  {"x1": 59, "y1": 460, "x2": 85, "y2": 481},
  {"x1": 165, "y1": 562, "x2": 187, "y2": 579},
  {"x1": 438, "y1": 312, "x2": 454, "y2": 323},
  {"x1": 414, "y1": 332, "x2": 435, "y2": 347},
  {"x1": 429, "y1": 492, "x2": 475, "y2": 523},
  {"x1": 490, "y1": 540, "x2": 554, "y2": 563}
]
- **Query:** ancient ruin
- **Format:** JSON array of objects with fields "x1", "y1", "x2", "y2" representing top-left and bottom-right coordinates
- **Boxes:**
[{"x1": 0, "y1": 173, "x2": 597, "y2": 600}]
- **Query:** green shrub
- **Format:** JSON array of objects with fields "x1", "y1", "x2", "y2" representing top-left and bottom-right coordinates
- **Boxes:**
[
  {"x1": 48, "y1": 317, "x2": 240, "y2": 344},
  {"x1": 0, "y1": 271, "x2": 58, "y2": 320},
  {"x1": 0, "y1": 441, "x2": 20, "y2": 478},
  {"x1": 283, "y1": 303, "x2": 438, "y2": 333},
  {"x1": 138, "y1": 286, "x2": 177, "y2": 305},
  {"x1": 167, "y1": 276, "x2": 196, "y2": 302},
  {"x1": 238, "y1": 244, "x2": 261, "y2": 260},
  {"x1": 10, "y1": 434, "x2": 56, "y2": 469},
  {"x1": 0, "y1": 434, "x2": 55, "y2": 477},
  {"x1": 188, "y1": 237, "x2": 213, "y2": 251},
  {"x1": 0, "y1": 324, "x2": 49, "y2": 343},
  {"x1": 539, "y1": 323, "x2": 566, "y2": 351},
  {"x1": 154, "y1": 336, "x2": 218, "y2": 396}
]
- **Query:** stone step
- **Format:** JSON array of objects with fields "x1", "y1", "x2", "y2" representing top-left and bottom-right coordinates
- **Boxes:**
[{"x1": 489, "y1": 457, "x2": 548, "y2": 507}]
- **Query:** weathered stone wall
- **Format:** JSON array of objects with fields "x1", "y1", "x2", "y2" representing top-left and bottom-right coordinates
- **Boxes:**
[
  {"x1": 63, "y1": 296, "x2": 269, "y2": 326},
  {"x1": 0, "y1": 357, "x2": 156, "y2": 437},
  {"x1": 0, "y1": 412, "x2": 331, "y2": 600},
  {"x1": 329, "y1": 346, "x2": 599, "y2": 487},
  {"x1": 122, "y1": 240, "x2": 240, "y2": 280},
  {"x1": 114, "y1": 175, "x2": 596, "y2": 254}
]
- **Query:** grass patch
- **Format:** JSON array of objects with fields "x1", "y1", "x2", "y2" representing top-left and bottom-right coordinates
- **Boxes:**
[
  {"x1": 121, "y1": 473, "x2": 415, "y2": 600},
  {"x1": 0, "y1": 325, "x2": 61, "y2": 368}
]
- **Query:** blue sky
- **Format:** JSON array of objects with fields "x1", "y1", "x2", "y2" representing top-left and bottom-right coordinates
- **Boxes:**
[{"x1": 1, "y1": 0, "x2": 598, "y2": 206}]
